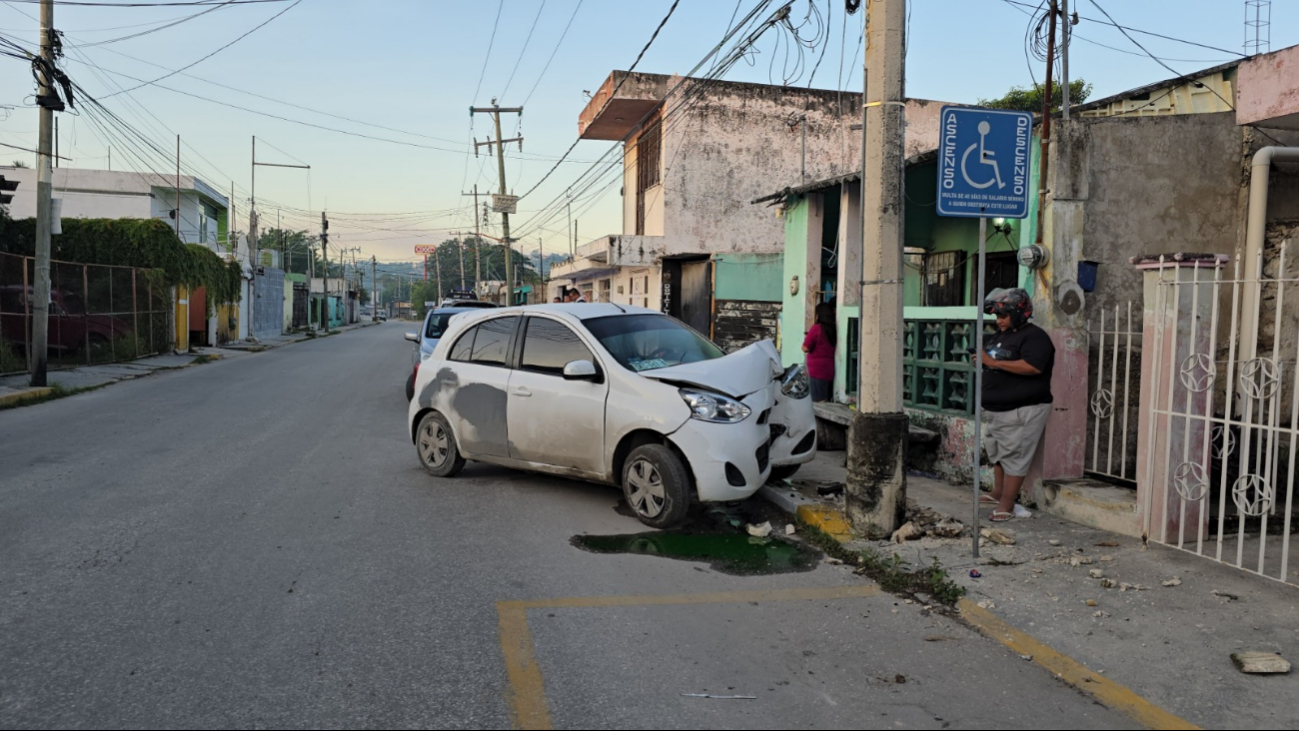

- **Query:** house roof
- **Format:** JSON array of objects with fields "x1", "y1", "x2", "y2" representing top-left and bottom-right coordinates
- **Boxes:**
[
  {"x1": 1070, "y1": 58, "x2": 1244, "y2": 115},
  {"x1": 750, "y1": 150, "x2": 939, "y2": 206}
]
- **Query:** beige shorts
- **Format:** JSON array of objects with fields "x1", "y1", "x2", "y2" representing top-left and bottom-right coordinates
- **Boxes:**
[{"x1": 982, "y1": 403, "x2": 1051, "y2": 477}]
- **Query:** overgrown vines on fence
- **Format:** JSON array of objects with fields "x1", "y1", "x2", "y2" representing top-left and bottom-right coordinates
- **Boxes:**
[{"x1": 0, "y1": 217, "x2": 242, "y2": 315}]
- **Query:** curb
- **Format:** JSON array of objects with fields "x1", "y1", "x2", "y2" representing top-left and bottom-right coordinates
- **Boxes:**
[
  {"x1": 0, "y1": 387, "x2": 52, "y2": 408},
  {"x1": 758, "y1": 490, "x2": 1197, "y2": 730}
]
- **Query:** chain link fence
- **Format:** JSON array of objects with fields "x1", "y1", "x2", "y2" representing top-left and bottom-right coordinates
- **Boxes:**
[{"x1": 0, "y1": 252, "x2": 172, "y2": 376}]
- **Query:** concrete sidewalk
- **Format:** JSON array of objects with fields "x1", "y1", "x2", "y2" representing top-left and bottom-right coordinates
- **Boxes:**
[
  {"x1": 0, "y1": 320, "x2": 385, "y2": 407},
  {"x1": 762, "y1": 450, "x2": 1299, "y2": 730}
]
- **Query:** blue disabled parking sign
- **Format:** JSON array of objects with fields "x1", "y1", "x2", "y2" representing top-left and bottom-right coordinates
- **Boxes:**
[{"x1": 936, "y1": 106, "x2": 1033, "y2": 219}]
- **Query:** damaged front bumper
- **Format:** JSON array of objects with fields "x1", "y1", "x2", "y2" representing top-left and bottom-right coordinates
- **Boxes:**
[{"x1": 669, "y1": 385, "x2": 775, "y2": 503}]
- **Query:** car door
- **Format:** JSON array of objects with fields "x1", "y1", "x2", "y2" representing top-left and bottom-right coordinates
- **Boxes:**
[
  {"x1": 506, "y1": 316, "x2": 608, "y2": 474},
  {"x1": 443, "y1": 315, "x2": 519, "y2": 458}
]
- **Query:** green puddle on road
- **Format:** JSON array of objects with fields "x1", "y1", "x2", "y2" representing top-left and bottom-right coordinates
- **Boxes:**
[{"x1": 571, "y1": 532, "x2": 820, "y2": 576}]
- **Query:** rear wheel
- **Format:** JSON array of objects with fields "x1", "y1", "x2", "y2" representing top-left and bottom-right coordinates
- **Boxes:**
[
  {"x1": 622, "y1": 444, "x2": 691, "y2": 529},
  {"x1": 416, "y1": 411, "x2": 465, "y2": 477}
]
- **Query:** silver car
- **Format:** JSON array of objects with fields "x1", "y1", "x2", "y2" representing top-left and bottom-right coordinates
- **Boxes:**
[{"x1": 406, "y1": 304, "x2": 816, "y2": 528}]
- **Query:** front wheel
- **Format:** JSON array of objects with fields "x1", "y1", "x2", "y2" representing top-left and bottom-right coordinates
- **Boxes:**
[
  {"x1": 769, "y1": 464, "x2": 801, "y2": 482},
  {"x1": 416, "y1": 411, "x2": 465, "y2": 477},
  {"x1": 622, "y1": 444, "x2": 691, "y2": 529}
]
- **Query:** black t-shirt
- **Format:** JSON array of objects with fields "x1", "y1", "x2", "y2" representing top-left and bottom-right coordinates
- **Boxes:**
[{"x1": 981, "y1": 323, "x2": 1055, "y2": 412}]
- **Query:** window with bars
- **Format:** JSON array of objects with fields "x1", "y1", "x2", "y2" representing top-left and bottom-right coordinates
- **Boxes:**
[
  {"x1": 924, "y1": 251, "x2": 965, "y2": 307},
  {"x1": 634, "y1": 114, "x2": 662, "y2": 236}
]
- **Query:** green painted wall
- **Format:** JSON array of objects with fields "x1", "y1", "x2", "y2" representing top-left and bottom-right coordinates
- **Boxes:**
[
  {"x1": 780, "y1": 196, "x2": 810, "y2": 367},
  {"x1": 714, "y1": 252, "x2": 783, "y2": 302}
]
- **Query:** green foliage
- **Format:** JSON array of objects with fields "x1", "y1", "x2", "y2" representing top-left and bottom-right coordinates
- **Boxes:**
[
  {"x1": 0, "y1": 217, "x2": 243, "y2": 315},
  {"x1": 795, "y1": 517, "x2": 966, "y2": 606},
  {"x1": 978, "y1": 79, "x2": 1093, "y2": 113},
  {"x1": 0, "y1": 337, "x2": 25, "y2": 374}
]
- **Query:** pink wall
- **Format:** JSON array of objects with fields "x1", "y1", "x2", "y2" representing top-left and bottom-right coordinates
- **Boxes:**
[{"x1": 1236, "y1": 45, "x2": 1299, "y2": 129}]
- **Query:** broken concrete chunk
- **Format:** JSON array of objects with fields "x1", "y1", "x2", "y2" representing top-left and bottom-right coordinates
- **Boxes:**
[
  {"x1": 976, "y1": 600, "x2": 996, "y2": 610},
  {"x1": 1092, "y1": 610, "x2": 1107, "y2": 619},
  {"x1": 1100, "y1": 578, "x2": 1117, "y2": 589},
  {"x1": 1231, "y1": 652, "x2": 1291, "y2": 674},
  {"x1": 1048, "y1": 539, "x2": 1062, "y2": 546},
  {"x1": 746, "y1": 521, "x2": 773, "y2": 538},
  {"x1": 1099, "y1": 554, "x2": 1116, "y2": 562},
  {"x1": 785, "y1": 523, "x2": 797, "y2": 536},
  {"x1": 1162, "y1": 577, "x2": 1182, "y2": 587},
  {"x1": 928, "y1": 520, "x2": 965, "y2": 538},
  {"x1": 891, "y1": 521, "x2": 922, "y2": 544},
  {"x1": 1089, "y1": 569, "x2": 1105, "y2": 579},
  {"x1": 980, "y1": 528, "x2": 1016, "y2": 545},
  {"x1": 1118, "y1": 582, "x2": 1147, "y2": 592},
  {"x1": 1085, "y1": 599, "x2": 1099, "y2": 607}
]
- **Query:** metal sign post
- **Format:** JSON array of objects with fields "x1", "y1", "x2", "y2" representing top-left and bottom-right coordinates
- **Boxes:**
[{"x1": 936, "y1": 106, "x2": 1034, "y2": 559}]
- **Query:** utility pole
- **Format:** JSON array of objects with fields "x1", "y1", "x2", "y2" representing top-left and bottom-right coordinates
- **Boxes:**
[
  {"x1": 29, "y1": 0, "x2": 55, "y2": 386},
  {"x1": 849, "y1": 0, "x2": 908, "y2": 536},
  {"x1": 566, "y1": 192, "x2": 574, "y2": 261},
  {"x1": 320, "y1": 211, "x2": 329, "y2": 331},
  {"x1": 435, "y1": 248, "x2": 443, "y2": 302},
  {"x1": 458, "y1": 236, "x2": 466, "y2": 289},
  {"x1": 371, "y1": 256, "x2": 378, "y2": 322},
  {"x1": 1060, "y1": 0, "x2": 1071, "y2": 121},
  {"x1": 1036, "y1": 1, "x2": 1059, "y2": 245},
  {"x1": 175, "y1": 135, "x2": 181, "y2": 238},
  {"x1": 471, "y1": 100, "x2": 522, "y2": 304},
  {"x1": 461, "y1": 185, "x2": 483, "y2": 291}
]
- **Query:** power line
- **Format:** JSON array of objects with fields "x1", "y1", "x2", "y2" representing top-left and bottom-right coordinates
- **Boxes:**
[
  {"x1": 5, "y1": 0, "x2": 290, "y2": 6},
  {"x1": 78, "y1": 0, "x2": 235, "y2": 46},
  {"x1": 471, "y1": 0, "x2": 504, "y2": 104},
  {"x1": 1000, "y1": 0, "x2": 1246, "y2": 58},
  {"x1": 501, "y1": 0, "x2": 547, "y2": 99},
  {"x1": 102, "y1": 0, "x2": 301, "y2": 97},
  {"x1": 521, "y1": 0, "x2": 582, "y2": 106}
]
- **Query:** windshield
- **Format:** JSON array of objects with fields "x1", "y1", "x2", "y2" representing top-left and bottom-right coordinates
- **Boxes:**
[
  {"x1": 584, "y1": 314, "x2": 725, "y2": 373},
  {"x1": 425, "y1": 312, "x2": 461, "y2": 339}
]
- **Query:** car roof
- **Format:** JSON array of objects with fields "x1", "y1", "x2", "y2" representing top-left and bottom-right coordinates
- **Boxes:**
[{"x1": 508, "y1": 303, "x2": 661, "y2": 320}]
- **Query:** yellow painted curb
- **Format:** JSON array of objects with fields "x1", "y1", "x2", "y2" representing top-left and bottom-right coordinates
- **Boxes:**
[
  {"x1": 959, "y1": 599, "x2": 1199, "y2": 730},
  {"x1": 797, "y1": 504, "x2": 855, "y2": 543},
  {"x1": 0, "y1": 387, "x2": 52, "y2": 407}
]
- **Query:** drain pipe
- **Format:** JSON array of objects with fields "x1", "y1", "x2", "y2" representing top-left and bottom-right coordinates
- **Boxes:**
[{"x1": 1241, "y1": 146, "x2": 1299, "y2": 361}]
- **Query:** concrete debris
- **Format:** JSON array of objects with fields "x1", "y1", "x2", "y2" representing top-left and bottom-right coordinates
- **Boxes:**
[
  {"x1": 929, "y1": 520, "x2": 965, "y2": 538},
  {"x1": 826, "y1": 557, "x2": 844, "y2": 565},
  {"x1": 891, "y1": 521, "x2": 922, "y2": 544},
  {"x1": 784, "y1": 523, "x2": 797, "y2": 536},
  {"x1": 1085, "y1": 599, "x2": 1099, "y2": 607},
  {"x1": 745, "y1": 521, "x2": 773, "y2": 538},
  {"x1": 980, "y1": 528, "x2": 1017, "y2": 546},
  {"x1": 1099, "y1": 555, "x2": 1116, "y2": 562},
  {"x1": 1162, "y1": 577, "x2": 1182, "y2": 587},
  {"x1": 1089, "y1": 569, "x2": 1105, "y2": 579},
  {"x1": 1069, "y1": 556, "x2": 1095, "y2": 567},
  {"x1": 1231, "y1": 652, "x2": 1291, "y2": 674},
  {"x1": 1048, "y1": 539, "x2": 1062, "y2": 546},
  {"x1": 1100, "y1": 578, "x2": 1117, "y2": 589},
  {"x1": 1118, "y1": 582, "x2": 1147, "y2": 592},
  {"x1": 977, "y1": 600, "x2": 996, "y2": 610},
  {"x1": 1020, "y1": 654, "x2": 1033, "y2": 661},
  {"x1": 1092, "y1": 610, "x2": 1107, "y2": 619}
]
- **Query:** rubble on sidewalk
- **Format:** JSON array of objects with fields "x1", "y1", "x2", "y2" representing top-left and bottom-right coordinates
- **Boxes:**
[{"x1": 1231, "y1": 652, "x2": 1291, "y2": 674}]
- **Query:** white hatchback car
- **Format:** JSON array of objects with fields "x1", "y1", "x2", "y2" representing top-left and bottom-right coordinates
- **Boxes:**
[{"x1": 407, "y1": 304, "x2": 817, "y2": 528}]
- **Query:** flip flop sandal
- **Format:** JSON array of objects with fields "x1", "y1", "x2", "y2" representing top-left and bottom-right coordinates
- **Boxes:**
[{"x1": 989, "y1": 510, "x2": 1015, "y2": 522}]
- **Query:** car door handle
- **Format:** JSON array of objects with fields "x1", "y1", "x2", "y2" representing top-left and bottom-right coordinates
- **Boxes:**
[{"x1": 513, "y1": 386, "x2": 532, "y2": 397}]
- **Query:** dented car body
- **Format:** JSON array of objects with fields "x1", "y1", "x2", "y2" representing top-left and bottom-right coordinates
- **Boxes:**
[{"x1": 407, "y1": 304, "x2": 816, "y2": 528}]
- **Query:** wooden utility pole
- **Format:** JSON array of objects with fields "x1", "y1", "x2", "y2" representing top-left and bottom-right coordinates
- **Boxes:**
[
  {"x1": 29, "y1": 0, "x2": 55, "y2": 386},
  {"x1": 461, "y1": 185, "x2": 483, "y2": 291},
  {"x1": 471, "y1": 101, "x2": 522, "y2": 304},
  {"x1": 849, "y1": 0, "x2": 908, "y2": 536}
]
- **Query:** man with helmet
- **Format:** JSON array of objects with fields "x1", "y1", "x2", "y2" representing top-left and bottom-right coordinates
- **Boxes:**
[{"x1": 978, "y1": 287, "x2": 1055, "y2": 522}]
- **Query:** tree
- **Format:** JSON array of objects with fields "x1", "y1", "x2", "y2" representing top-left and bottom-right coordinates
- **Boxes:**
[
  {"x1": 978, "y1": 79, "x2": 1092, "y2": 114},
  {"x1": 257, "y1": 228, "x2": 319, "y2": 276},
  {"x1": 10, "y1": 160, "x2": 27, "y2": 168}
]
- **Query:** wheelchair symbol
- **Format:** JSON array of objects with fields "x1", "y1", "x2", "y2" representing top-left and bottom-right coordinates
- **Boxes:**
[{"x1": 961, "y1": 121, "x2": 1006, "y2": 190}]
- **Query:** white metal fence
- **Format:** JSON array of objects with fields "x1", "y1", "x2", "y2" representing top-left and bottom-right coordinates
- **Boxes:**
[
  {"x1": 1143, "y1": 246, "x2": 1299, "y2": 587},
  {"x1": 1088, "y1": 303, "x2": 1142, "y2": 483}
]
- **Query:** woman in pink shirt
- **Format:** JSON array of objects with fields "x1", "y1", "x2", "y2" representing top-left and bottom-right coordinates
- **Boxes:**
[{"x1": 802, "y1": 302, "x2": 836, "y2": 402}]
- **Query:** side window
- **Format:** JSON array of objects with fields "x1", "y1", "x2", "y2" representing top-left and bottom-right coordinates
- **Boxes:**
[
  {"x1": 449, "y1": 326, "x2": 477, "y2": 362},
  {"x1": 469, "y1": 316, "x2": 519, "y2": 366},
  {"x1": 521, "y1": 317, "x2": 595, "y2": 375}
]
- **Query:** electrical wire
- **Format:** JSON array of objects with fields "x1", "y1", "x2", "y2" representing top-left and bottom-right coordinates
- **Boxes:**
[
  {"x1": 500, "y1": 0, "x2": 546, "y2": 100},
  {"x1": 471, "y1": 0, "x2": 504, "y2": 104},
  {"x1": 520, "y1": 0, "x2": 582, "y2": 106},
  {"x1": 77, "y1": 0, "x2": 234, "y2": 46},
  {"x1": 102, "y1": 0, "x2": 301, "y2": 97}
]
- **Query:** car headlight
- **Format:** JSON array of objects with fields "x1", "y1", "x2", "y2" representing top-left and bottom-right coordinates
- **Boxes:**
[
  {"x1": 780, "y1": 364, "x2": 810, "y2": 399},
  {"x1": 679, "y1": 388, "x2": 752, "y2": 423}
]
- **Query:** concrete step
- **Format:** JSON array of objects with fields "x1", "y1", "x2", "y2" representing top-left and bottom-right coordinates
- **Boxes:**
[
  {"x1": 812, "y1": 401, "x2": 940, "y2": 450},
  {"x1": 1040, "y1": 478, "x2": 1140, "y2": 538}
]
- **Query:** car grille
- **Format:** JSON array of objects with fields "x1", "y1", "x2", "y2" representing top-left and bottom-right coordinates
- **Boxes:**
[{"x1": 756, "y1": 441, "x2": 770, "y2": 472}]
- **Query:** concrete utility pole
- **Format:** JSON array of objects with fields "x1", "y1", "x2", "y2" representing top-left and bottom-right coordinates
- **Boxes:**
[
  {"x1": 29, "y1": 0, "x2": 55, "y2": 386},
  {"x1": 461, "y1": 185, "x2": 484, "y2": 291},
  {"x1": 849, "y1": 0, "x2": 908, "y2": 536},
  {"x1": 1036, "y1": 1, "x2": 1059, "y2": 245},
  {"x1": 435, "y1": 247, "x2": 443, "y2": 302},
  {"x1": 471, "y1": 101, "x2": 522, "y2": 304},
  {"x1": 371, "y1": 256, "x2": 378, "y2": 322},
  {"x1": 320, "y1": 211, "x2": 329, "y2": 331}
]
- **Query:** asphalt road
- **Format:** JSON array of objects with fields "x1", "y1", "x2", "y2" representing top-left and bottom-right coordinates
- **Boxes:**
[{"x1": 0, "y1": 323, "x2": 1138, "y2": 729}]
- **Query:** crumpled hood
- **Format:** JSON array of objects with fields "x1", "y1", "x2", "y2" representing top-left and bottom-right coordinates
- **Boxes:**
[{"x1": 643, "y1": 340, "x2": 782, "y2": 398}]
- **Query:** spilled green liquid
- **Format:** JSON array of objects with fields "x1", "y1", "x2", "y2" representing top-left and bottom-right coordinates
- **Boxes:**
[{"x1": 571, "y1": 532, "x2": 820, "y2": 576}]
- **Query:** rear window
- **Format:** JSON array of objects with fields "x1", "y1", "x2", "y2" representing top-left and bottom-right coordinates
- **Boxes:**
[
  {"x1": 425, "y1": 312, "x2": 460, "y2": 339},
  {"x1": 584, "y1": 314, "x2": 724, "y2": 373}
]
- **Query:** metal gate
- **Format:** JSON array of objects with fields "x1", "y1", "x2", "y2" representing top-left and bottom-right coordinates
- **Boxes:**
[
  {"x1": 1142, "y1": 246, "x2": 1299, "y2": 587},
  {"x1": 1088, "y1": 303, "x2": 1143, "y2": 483}
]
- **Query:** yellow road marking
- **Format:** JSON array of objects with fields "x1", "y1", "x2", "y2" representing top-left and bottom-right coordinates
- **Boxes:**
[
  {"x1": 495, "y1": 584, "x2": 882, "y2": 730},
  {"x1": 959, "y1": 599, "x2": 1200, "y2": 730},
  {"x1": 797, "y1": 504, "x2": 855, "y2": 543}
]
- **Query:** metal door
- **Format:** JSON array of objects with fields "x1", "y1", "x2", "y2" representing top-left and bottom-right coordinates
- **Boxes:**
[{"x1": 679, "y1": 260, "x2": 712, "y2": 336}]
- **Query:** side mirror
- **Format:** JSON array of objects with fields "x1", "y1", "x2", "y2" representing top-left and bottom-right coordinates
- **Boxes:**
[
  {"x1": 562, "y1": 359, "x2": 599, "y2": 381},
  {"x1": 404, "y1": 331, "x2": 419, "y2": 343}
]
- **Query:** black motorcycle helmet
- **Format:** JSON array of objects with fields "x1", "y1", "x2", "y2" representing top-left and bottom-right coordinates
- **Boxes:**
[{"x1": 983, "y1": 287, "x2": 1034, "y2": 329}]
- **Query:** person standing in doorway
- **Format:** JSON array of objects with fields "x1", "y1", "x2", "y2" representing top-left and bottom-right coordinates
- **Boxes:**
[
  {"x1": 977, "y1": 288, "x2": 1055, "y2": 522},
  {"x1": 802, "y1": 302, "x2": 837, "y2": 403}
]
